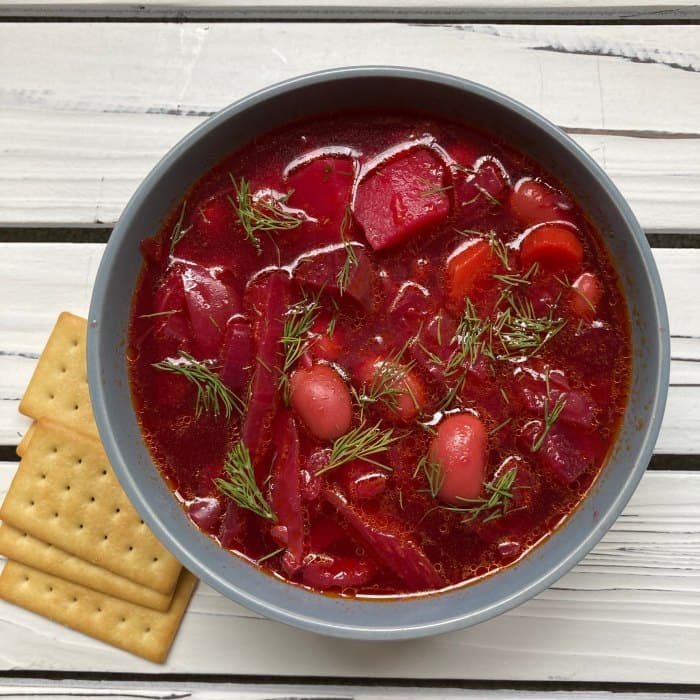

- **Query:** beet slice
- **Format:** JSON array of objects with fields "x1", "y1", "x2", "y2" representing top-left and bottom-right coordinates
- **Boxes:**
[
  {"x1": 269, "y1": 410, "x2": 304, "y2": 573},
  {"x1": 301, "y1": 554, "x2": 376, "y2": 590},
  {"x1": 241, "y1": 269, "x2": 292, "y2": 481},
  {"x1": 151, "y1": 265, "x2": 191, "y2": 350},
  {"x1": 182, "y1": 263, "x2": 241, "y2": 359},
  {"x1": 513, "y1": 366, "x2": 596, "y2": 430},
  {"x1": 219, "y1": 318, "x2": 254, "y2": 393},
  {"x1": 353, "y1": 148, "x2": 450, "y2": 251},
  {"x1": 294, "y1": 244, "x2": 374, "y2": 311},
  {"x1": 323, "y1": 486, "x2": 443, "y2": 591},
  {"x1": 286, "y1": 156, "x2": 355, "y2": 226}
]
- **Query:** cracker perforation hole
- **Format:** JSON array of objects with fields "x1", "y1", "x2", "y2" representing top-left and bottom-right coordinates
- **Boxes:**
[
  {"x1": 114, "y1": 507, "x2": 121, "y2": 514},
  {"x1": 77, "y1": 523, "x2": 84, "y2": 530},
  {"x1": 90, "y1": 496, "x2": 95, "y2": 502},
  {"x1": 101, "y1": 470, "x2": 107, "y2": 476},
  {"x1": 73, "y1": 404, "x2": 79, "y2": 411},
  {"x1": 40, "y1": 473, "x2": 47, "y2": 480}
]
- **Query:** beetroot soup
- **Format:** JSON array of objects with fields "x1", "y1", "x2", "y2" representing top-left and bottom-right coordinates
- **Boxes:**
[{"x1": 128, "y1": 112, "x2": 631, "y2": 596}]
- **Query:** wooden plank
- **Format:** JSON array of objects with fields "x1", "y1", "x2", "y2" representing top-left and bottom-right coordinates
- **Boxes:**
[
  {"x1": 0, "y1": 0, "x2": 698, "y2": 21},
  {"x1": 0, "y1": 683, "x2": 696, "y2": 700},
  {"x1": 0, "y1": 467, "x2": 697, "y2": 681},
  {"x1": 0, "y1": 244, "x2": 695, "y2": 452},
  {"x1": 0, "y1": 23, "x2": 698, "y2": 229}
]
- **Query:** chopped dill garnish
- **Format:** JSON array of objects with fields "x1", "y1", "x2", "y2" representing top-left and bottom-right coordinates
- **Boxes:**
[
  {"x1": 139, "y1": 310, "x2": 179, "y2": 319},
  {"x1": 417, "y1": 453, "x2": 445, "y2": 499},
  {"x1": 257, "y1": 546, "x2": 285, "y2": 564},
  {"x1": 489, "y1": 416, "x2": 513, "y2": 436},
  {"x1": 443, "y1": 467, "x2": 521, "y2": 523},
  {"x1": 418, "y1": 177, "x2": 454, "y2": 197},
  {"x1": 314, "y1": 422, "x2": 398, "y2": 476},
  {"x1": 337, "y1": 207, "x2": 359, "y2": 295},
  {"x1": 152, "y1": 351, "x2": 244, "y2": 419},
  {"x1": 352, "y1": 338, "x2": 418, "y2": 418},
  {"x1": 278, "y1": 290, "x2": 323, "y2": 399},
  {"x1": 556, "y1": 273, "x2": 596, "y2": 314},
  {"x1": 493, "y1": 262, "x2": 539, "y2": 289},
  {"x1": 531, "y1": 393, "x2": 567, "y2": 452},
  {"x1": 475, "y1": 184, "x2": 501, "y2": 207},
  {"x1": 500, "y1": 387, "x2": 510, "y2": 404},
  {"x1": 215, "y1": 442, "x2": 277, "y2": 521},
  {"x1": 228, "y1": 175, "x2": 303, "y2": 253},
  {"x1": 494, "y1": 295, "x2": 567, "y2": 359},
  {"x1": 486, "y1": 230, "x2": 511, "y2": 270},
  {"x1": 168, "y1": 200, "x2": 189, "y2": 256}
]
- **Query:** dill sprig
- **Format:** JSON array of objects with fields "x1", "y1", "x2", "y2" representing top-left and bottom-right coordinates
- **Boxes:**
[
  {"x1": 530, "y1": 393, "x2": 567, "y2": 452},
  {"x1": 418, "y1": 176, "x2": 453, "y2": 197},
  {"x1": 314, "y1": 422, "x2": 399, "y2": 476},
  {"x1": 337, "y1": 207, "x2": 359, "y2": 295},
  {"x1": 489, "y1": 416, "x2": 513, "y2": 436},
  {"x1": 494, "y1": 295, "x2": 567, "y2": 359},
  {"x1": 215, "y1": 443, "x2": 277, "y2": 521},
  {"x1": 445, "y1": 298, "x2": 492, "y2": 375},
  {"x1": 278, "y1": 290, "x2": 323, "y2": 397},
  {"x1": 444, "y1": 467, "x2": 521, "y2": 523},
  {"x1": 168, "y1": 201, "x2": 189, "y2": 256},
  {"x1": 139, "y1": 310, "x2": 180, "y2": 319},
  {"x1": 486, "y1": 230, "x2": 511, "y2": 270},
  {"x1": 352, "y1": 339, "x2": 418, "y2": 418},
  {"x1": 555, "y1": 273, "x2": 596, "y2": 314},
  {"x1": 416, "y1": 453, "x2": 445, "y2": 499},
  {"x1": 257, "y1": 546, "x2": 285, "y2": 564},
  {"x1": 152, "y1": 351, "x2": 244, "y2": 419},
  {"x1": 475, "y1": 184, "x2": 501, "y2": 207},
  {"x1": 228, "y1": 175, "x2": 303, "y2": 253}
]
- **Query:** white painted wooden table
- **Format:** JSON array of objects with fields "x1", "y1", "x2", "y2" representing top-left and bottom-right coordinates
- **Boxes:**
[{"x1": 0, "y1": 2, "x2": 699, "y2": 697}]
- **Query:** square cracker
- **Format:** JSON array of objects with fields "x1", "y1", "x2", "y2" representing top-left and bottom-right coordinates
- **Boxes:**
[
  {"x1": 0, "y1": 419, "x2": 181, "y2": 595},
  {"x1": 0, "y1": 524, "x2": 173, "y2": 611},
  {"x1": 0, "y1": 561, "x2": 197, "y2": 663},
  {"x1": 19, "y1": 312, "x2": 98, "y2": 440},
  {"x1": 16, "y1": 422, "x2": 37, "y2": 458}
]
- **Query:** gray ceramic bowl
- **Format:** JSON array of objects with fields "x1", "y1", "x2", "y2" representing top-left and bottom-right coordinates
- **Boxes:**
[{"x1": 87, "y1": 66, "x2": 670, "y2": 639}]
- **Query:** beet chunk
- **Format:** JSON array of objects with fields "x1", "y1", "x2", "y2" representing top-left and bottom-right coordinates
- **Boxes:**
[
  {"x1": 353, "y1": 148, "x2": 450, "y2": 251},
  {"x1": 241, "y1": 269, "x2": 292, "y2": 481},
  {"x1": 323, "y1": 486, "x2": 443, "y2": 591},
  {"x1": 219, "y1": 318, "x2": 254, "y2": 393},
  {"x1": 286, "y1": 155, "x2": 355, "y2": 226},
  {"x1": 294, "y1": 244, "x2": 375, "y2": 311},
  {"x1": 182, "y1": 263, "x2": 241, "y2": 360},
  {"x1": 269, "y1": 410, "x2": 304, "y2": 574}
]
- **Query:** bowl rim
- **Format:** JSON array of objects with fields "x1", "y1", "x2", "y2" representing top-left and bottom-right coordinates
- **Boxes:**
[{"x1": 87, "y1": 65, "x2": 671, "y2": 639}]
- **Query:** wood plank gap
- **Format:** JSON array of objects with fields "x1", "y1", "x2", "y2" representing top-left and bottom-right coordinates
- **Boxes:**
[
  {"x1": 1, "y1": 672, "x2": 700, "y2": 694},
  {"x1": 648, "y1": 454, "x2": 700, "y2": 470},
  {"x1": 0, "y1": 14, "x2": 699, "y2": 24},
  {"x1": 3, "y1": 229, "x2": 700, "y2": 248},
  {"x1": 0, "y1": 229, "x2": 111, "y2": 243}
]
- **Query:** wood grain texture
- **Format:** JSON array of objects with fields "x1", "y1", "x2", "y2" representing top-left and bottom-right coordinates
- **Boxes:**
[
  {"x1": 0, "y1": 23, "x2": 698, "y2": 228},
  {"x1": 0, "y1": 0, "x2": 698, "y2": 21},
  {"x1": 0, "y1": 467, "x2": 697, "y2": 680},
  {"x1": 0, "y1": 244, "x2": 695, "y2": 452}
]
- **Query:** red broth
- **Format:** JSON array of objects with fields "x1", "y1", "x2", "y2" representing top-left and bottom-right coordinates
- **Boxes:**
[{"x1": 128, "y1": 112, "x2": 631, "y2": 596}]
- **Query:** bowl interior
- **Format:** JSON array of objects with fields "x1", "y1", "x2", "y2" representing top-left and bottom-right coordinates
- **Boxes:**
[{"x1": 87, "y1": 67, "x2": 669, "y2": 639}]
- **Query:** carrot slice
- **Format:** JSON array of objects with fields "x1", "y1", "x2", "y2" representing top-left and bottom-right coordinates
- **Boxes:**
[
  {"x1": 447, "y1": 239, "x2": 495, "y2": 305},
  {"x1": 520, "y1": 225, "x2": 583, "y2": 272}
]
